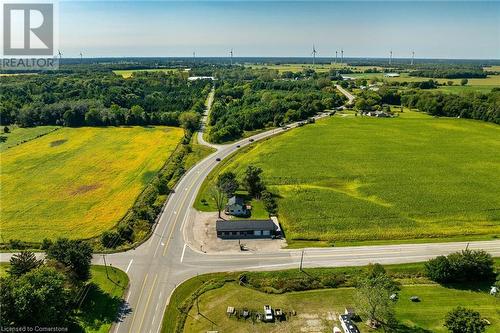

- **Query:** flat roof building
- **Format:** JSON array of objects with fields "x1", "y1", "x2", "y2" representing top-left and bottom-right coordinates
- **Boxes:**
[{"x1": 216, "y1": 219, "x2": 278, "y2": 239}]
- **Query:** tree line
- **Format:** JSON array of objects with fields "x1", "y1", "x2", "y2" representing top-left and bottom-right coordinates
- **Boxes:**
[
  {"x1": 353, "y1": 85, "x2": 499, "y2": 124},
  {"x1": 207, "y1": 76, "x2": 346, "y2": 143},
  {"x1": 0, "y1": 71, "x2": 211, "y2": 131}
]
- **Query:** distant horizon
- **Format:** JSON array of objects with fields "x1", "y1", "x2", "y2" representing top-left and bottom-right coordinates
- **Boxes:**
[
  {"x1": 59, "y1": 56, "x2": 500, "y2": 61},
  {"x1": 60, "y1": 1, "x2": 500, "y2": 59}
]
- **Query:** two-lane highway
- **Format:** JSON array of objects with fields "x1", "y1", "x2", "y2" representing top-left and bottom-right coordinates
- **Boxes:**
[{"x1": 2, "y1": 85, "x2": 499, "y2": 333}]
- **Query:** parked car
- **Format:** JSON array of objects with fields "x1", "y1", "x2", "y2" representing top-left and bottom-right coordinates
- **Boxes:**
[
  {"x1": 249, "y1": 138, "x2": 254, "y2": 142},
  {"x1": 215, "y1": 157, "x2": 221, "y2": 161},
  {"x1": 263, "y1": 305, "x2": 273, "y2": 321},
  {"x1": 236, "y1": 145, "x2": 241, "y2": 148}
]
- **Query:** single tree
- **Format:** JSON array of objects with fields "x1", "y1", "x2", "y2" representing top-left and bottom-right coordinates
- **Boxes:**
[
  {"x1": 461, "y1": 78, "x2": 469, "y2": 86},
  {"x1": 261, "y1": 190, "x2": 278, "y2": 215},
  {"x1": 355, "y1": 270, "x2": 399, "y2": 331},
  {"x1": 444, "y1": 307, "x2": 486, "y2": 333},
  {"x1": 8, "y1": 251, "x2": 42, "y2": 277},
  {"x1": 216, "y1": 171, "x2": 239, "y2": 197},
  {"x1": 243, "y1": 165, "x2": 265, "y2": 198},
  {"x1": 46, "y1": 238, "x2": 93, "y2": 283},
  {"x1": 179, "y1": 111, "x2": 200, "y2": 131},
  {"x1": 3, "y1": 126, "x2": 10, "y2": 133},
  {"x1": 211, "y1": 185, "x2": 226, "y2": 219}
]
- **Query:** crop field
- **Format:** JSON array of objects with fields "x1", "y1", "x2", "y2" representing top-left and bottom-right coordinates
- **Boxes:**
[
  {"x1": 0, "y1": 125, "x2": 60, "y2": 152},
  {"x1": 1, "y1": 126, "x2": 183, "y2": 242},
  {"x1": 197, "y1": 112, "x2": 500, "y2": 244},
  {"x1": 184, "y1": 282, "x2": 500, "y2": 333},
  {"x1": 113, "y1": 68, "x2": 179, "y2": 78}
]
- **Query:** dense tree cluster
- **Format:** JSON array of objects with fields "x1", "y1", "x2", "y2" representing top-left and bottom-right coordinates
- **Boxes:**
[
  {"x1": 1, "y1": 240, "x2": 93, "y2": 329},
  {"x1": 402, "y1": 90, "x2": 499, "y2": 123},
  {"x1": 0, "y1": 72, "x2": 211, "y2": 128},
  {"x1": 425, "y1": 249, "x2": 495, "y2": 284},
  {"x1": 208, "y1": 78, "x2": 346, "y2": 142},
  {"x1": 409, "y1": 67, "x2": 487, "y2": 79}
]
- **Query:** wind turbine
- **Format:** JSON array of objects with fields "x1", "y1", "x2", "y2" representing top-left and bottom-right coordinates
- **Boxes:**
[
  {"x1": 193, "y1": 51, "x2": 196, "y2": 63},
  {"x1": 341, "y1": 49, "x2": 344, "y2": 63},
  {"x1": 311, "y1": 44, "x2": 317, "y2": 65},
  {"x1": 57, "y1": 50, "x2": 62, "y2": 63},
  {"x1": 335, "y1": 50, "x2": 338, "y2": 64},
  {"x1": 79, "y1": 52, "x2": 83, "y2": 64},
  {"x1": 229, "y1": 48, "x2": 233, "y2": 65},
  {"x1": 411, "y1": 51, "x2": 415, "y2": 66},
  {"x1": 389, "y1": 50, "x2": 393, "y2": 65}
]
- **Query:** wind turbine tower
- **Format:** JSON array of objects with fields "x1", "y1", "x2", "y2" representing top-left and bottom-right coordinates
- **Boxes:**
[
  {"x1": 411, "y1": 51, "x2": 415, "y2": 66},
  {"x1": 311, "y1": 44, "x2": 317, "y2": 65},
  {"x1": 341, "y1": 49, "x2": 344, "y2": 63},
  {"x1": 335, "y1": 50, "x2": 338, "y2": 64},
  {"x1": 193, "y1": 51, "x2": 196, "y2": 63},
  {"x1": 230, "y1": 48, "x2": 233, "y2": 65},
  {"x1": 389, "y1": 50, "x2": 393, "y2": 65},
  {"x1": 57, "y1": 50, "x2": 62, "y2": 63},
  {"x1": 80, "y1": 52, "x2": 83, "y2": 64}
]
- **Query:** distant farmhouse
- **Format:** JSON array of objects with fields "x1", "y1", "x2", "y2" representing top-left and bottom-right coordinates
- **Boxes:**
[
  {"x1": 384, "y1": 73, "x2": 400, "y2": 77},
  {"x1": 225, "y1": 196, "x2": 250, "y2": 217}
]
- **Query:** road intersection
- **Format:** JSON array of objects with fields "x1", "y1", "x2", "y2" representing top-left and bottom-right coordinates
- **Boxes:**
[{"x1": 2, "y1": 85, "x2": 499, "y2": 333}]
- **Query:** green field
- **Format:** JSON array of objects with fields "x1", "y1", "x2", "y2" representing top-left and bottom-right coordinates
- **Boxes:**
[
  {"x1": 1, "y1": 126, "x2": 183, "y2": 242},
  {"x1": 113, "y1": 68, "x2": 179, "y2": 78},
  {"x1": 196, "y1": 113, "x2": 500, "y2": 244},
  {"x1": 184, "y1": 282, "x2": 499, "y2": 333},
  {"x1": 0, "y1": 125, "x2": 60, "y2": 152},
  {"x1": 77, "y1": 265, "x2": 129, "y2": 333}
]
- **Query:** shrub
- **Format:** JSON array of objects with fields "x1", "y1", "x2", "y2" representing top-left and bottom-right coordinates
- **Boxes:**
[
  {"x1": 101, "y1": 231, "x2": 122, "y2": 248},
  {"x1": 444, "y1": 307, "x2": 486, "y2": 333},
  {"x1": 9, "y1": 239, "x2": 26, "y2": 250},
  {"x1": 41, "y1": 238, "x2": 53, "y2": 250},
  {"x1": 425, "y1": 255, "x2": 453, "y2": 283}
]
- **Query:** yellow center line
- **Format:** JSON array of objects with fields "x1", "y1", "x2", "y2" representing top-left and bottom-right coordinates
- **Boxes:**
[
  {"x1": 138, "y1": 273, "x2": 158, "y2": 333},
  {"x1": 162, "y1": 163, "x2": 211, "y2": 257},
  {"x1": 128, "y1": 273, "x2": 149, "y2": 333}
]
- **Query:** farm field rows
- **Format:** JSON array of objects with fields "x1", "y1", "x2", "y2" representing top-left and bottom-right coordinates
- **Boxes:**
[
  {"x1": 196, "y1": 112, "x2": 500, "y2": 245},
  {"x1": 1, "y1": 126, "x2": 183, "y2": 242},
  {"x1": 184, "y1": 282, "x2": 500, "y2": 333}
]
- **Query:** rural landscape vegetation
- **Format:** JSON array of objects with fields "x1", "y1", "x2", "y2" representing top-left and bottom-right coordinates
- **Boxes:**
[{"x1": 1, "y1": 1, "x2": 499, "y2": 333}]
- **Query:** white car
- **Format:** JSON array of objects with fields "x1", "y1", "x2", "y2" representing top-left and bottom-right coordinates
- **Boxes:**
[{"x1": 263, "y1": 305, "x2": 273, "y2": 321}]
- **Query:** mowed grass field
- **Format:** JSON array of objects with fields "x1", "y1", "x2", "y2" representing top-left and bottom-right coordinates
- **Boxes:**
[
  {"x1": 197, "y1": 113, "x2": 500, "y2": 244},
  {"x1": 0, "y1": 125, "x2": 60, "y2": 152},
  {"x1": 184, "y1": 282, "x2": 500, "y2": 333},
  {"x1": 1, "y1": 126, "x2": 183, "y2": 242}
]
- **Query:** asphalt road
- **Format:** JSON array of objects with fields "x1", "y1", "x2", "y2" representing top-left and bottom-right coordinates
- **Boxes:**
[{"x1": 2, "y1": 85, "x2": 499, "y2": 333}]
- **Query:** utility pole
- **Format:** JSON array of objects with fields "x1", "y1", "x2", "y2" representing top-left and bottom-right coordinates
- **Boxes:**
[
  {"x1": 299, "y1": 249, "x2": 304, "y2": 271},
  {"x1": 102, "y1": 254, "x2": 109, "y2": 279}
]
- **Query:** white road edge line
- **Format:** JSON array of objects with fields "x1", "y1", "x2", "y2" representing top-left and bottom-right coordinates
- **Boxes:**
[
  {"x1": 180, "y1": 243, "x2": 187, "y2": 263},
  {"x1": 125, "y1": 259, "x2": 133, "y2": 273}
]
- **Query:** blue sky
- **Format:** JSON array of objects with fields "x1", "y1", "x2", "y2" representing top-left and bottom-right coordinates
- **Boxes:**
[{"x1": 59, "y1": 1, "x2": 500, "y2": 59}]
